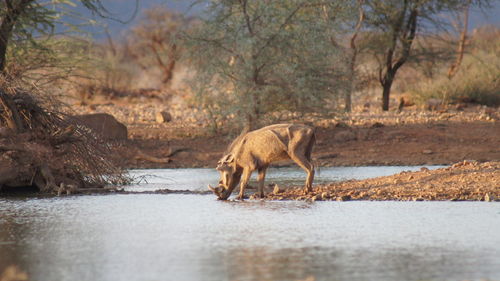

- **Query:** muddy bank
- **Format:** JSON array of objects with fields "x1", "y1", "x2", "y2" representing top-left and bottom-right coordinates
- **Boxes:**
[
  {"x1": 118, "y1": 120, "x2": 500, "y2": 169},
  {"x1": 262, "y1": 160, "x2": 500, "y2": 202}
]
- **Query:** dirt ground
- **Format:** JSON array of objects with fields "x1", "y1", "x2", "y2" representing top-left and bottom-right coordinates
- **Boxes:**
[
  {"x1": 118, "y1": 113, "x2": 500, "y2": 169},
  {"x1": 264, "y1": 160, "x2": 500, "y2": 201},
  {"x1": 77, "y1": 103, "x2": 500, "y2": 201}
]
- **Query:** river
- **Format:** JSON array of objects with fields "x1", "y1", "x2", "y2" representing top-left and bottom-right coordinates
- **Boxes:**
[{"x1": 1, "y1": 166, "x2": 499, "y2": 281}]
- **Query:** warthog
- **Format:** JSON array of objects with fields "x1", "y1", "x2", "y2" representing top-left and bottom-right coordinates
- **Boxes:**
[{"x1": 208, "y1": 123, "x2": 315, "y2": 200}]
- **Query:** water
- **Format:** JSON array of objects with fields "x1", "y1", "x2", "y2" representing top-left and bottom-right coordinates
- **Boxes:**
[
  {"x1": 126, "y1": 166, "x2": 444, "y2": 192},
  {"x1": 1, "y1": 167, "x2": 499, "y2": 281}
]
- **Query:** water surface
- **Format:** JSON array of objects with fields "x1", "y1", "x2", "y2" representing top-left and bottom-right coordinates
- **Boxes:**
[
  {"x1": 1, "y1": 166, "x2": 498, "y2": 281},
  {"x1": 126, "y1": 166, "x2": 444, "y2": 192}
]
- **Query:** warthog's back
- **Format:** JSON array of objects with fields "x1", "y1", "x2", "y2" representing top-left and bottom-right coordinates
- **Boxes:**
[{"x1": 231, "y1": 124, "x2": 315, "y2": 166}]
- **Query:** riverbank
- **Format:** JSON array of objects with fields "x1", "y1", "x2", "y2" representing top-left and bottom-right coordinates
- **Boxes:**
[
  {"x1": 117, "y1": 117, "x2": 499, "y2": 169},
  {"x1": 70, "y1": 102, "x2": 499, "y2": 169},
  {"x1": 3, "y1": 102, "x2": 492, "y2": 199},
  {"x1": 92, "y1": 105, "x2": 499, "y2": 202},
  {"x1": 263, "y1": 160, "x2": 500, "y2": 202}
]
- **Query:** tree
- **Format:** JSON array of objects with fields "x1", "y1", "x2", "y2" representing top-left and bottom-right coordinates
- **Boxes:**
[
  {"x1": 127, "y1": 6, "x2": 190, "y2": 86},
  {"x1": 0, "y1": 1, "x2": 130, "y2": 193},
  {"x1": 346, "y1": 0, "x2": 365, "y2": 112},
  {"x1": 447, "y1": 0, "x2": 471, "y2": 79},
  {"x1": 0, "y1": 0, "x2": 105, "y2": 77},
  {"x1": 361, "y1": 0, "x2": 488, "y2": 111},
  {"x1": 187, "y1": 0, "x2": 350, "y2": 131}
]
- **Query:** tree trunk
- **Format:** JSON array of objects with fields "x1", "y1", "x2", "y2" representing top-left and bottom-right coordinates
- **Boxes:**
[
  {"x1": 378, "y1": 5, "x2": 418, "y2": 111},
  {"x1": 381, "y1": 78, "x2": 393, "y2": 111},
  {"x1": 346, "y1": 0, "x2": 365, "y2": 113},
  {"x1": 161, "y1": 44, "x2": 177, "y2": 85},
  {"x1": 0, "y1": 0, "x2": 33, "y2": 74},
  {"x1": 447, "y1": 0, "x2": 470, "y2": 79}
]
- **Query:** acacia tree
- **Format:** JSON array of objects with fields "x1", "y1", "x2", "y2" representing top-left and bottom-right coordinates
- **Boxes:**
[
  {"x1": 361, "y1": 0, "x2": 488, "y2": 111},
  {"x1": 447, "y1": 0, "x2": 471, "y2": 79},
  {"x1": 187, "y1": 0, "x2": 351, "y2": 131},
  {"x1": 127, "y1": 6, "x2": 190, "y2": 86}
]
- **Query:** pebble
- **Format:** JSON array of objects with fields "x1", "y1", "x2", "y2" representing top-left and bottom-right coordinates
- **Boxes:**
[
  {"x1": 336, "y1": 195, "x2": 351, "y2": 201},
  {"x1": 273, "y1": 184, "x2": 282, "y2": 195},
  {"x1": 484, "y1": 193, "x2": 492, "y2": 202}
]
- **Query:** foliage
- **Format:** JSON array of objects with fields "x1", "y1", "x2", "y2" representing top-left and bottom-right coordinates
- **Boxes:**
[
  {"x1": 127, "y1": 6, "x2": 190, "y2": 86},
  {"x1": 186, "y1": 0, "x2": 352, "y2": 131},
  {"x1": 409, "y1": 27, "x2": 500, "y2": 107},
  {"x1": 358, "y1": 0, "x2": 491, "y2": 110},
  {"x1": 6, "y1": 36, "x2": 94, "y2": 88},
  {"x1": 0, "y1": 0, "x2": 106, "y2": 83}
]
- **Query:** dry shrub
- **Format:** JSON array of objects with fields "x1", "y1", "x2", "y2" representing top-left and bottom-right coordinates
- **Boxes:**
[
  {"x1": 409, "y1": 27, "x2": 500, "y2": 107},
  {"x1": 0, "y1": 78, "x2": 129, "y2": 193},
  {"x1": 409, "y1": 53, "x2": 500, "y2": 106}
]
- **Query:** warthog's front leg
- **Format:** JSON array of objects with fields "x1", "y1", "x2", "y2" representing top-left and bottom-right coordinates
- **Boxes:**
[
  {"x1": 237, "y1": 168, "x2": 252, "y2": 200},
  {"x1": 257, "y1": 167, "x2": 267, "y2": 198}
]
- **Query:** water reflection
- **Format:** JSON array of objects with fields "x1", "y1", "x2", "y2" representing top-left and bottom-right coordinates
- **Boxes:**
[
  {"x1": 210, "y1": 245, "x2": 493, "y2": 281},
  {"x1": 0, "y1": 265, "x2": 29, "y2": 281},
  {"x1": 1, "y1": 193, "x2": 499, "y2": 281}
]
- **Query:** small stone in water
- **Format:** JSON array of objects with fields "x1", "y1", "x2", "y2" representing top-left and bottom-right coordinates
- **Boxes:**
[{"x1": 273, "y1": 184, "x2": 282, "y2": 195}]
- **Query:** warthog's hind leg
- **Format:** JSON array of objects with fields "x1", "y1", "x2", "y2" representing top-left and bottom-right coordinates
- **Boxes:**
[{"x1": 289, "y1": 153, "x2": 315, "y2": 194}]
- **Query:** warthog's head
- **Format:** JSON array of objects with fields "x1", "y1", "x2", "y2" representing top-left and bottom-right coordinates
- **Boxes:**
[{"x1": 208, "y1": 154, "x2": 241, "y2": 200}]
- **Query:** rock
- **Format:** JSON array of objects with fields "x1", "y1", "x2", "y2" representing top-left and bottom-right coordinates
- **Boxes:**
[
  {"x1": 333, "y1": 122, "x2": 350, "y2": 128},
  {"x1": 426, "y1": 98, "x2": 443, "y2": 111},
  {"x1": 272, "y1": 184, "x2": 282, "y2": 195},
  {"x1": 336, "y1": 195, "x2": 351, "y2": 201},
  {"x1": 155, "y1": 111, "x2": 172, "y2": 123},
  {"x1": 333, "y1": 130, "x2": 357, "y2": 142},
  {"x1": 452, "y1": 160, "x2": 478, "y2": 168},
  {"x1": 422, "y1": 149, "x2": 433, "y2": 155},
  {"x1": 74, "y1": 113, "x2": 128, "y2": 140},
  {"x1": 484, "y1": 193, "x2": 493, "y2": 202},
  {"x1": 312, "y1": 194, "x2": 322, "y2": 201},
  {"x1": 321, "y1": 192, "x2": 330, "y2": 200}
]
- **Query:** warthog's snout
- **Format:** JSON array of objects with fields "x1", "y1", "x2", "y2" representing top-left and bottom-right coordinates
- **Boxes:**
[{"x1": 208, "y1": 184, "x2": 231, "y2": 200}]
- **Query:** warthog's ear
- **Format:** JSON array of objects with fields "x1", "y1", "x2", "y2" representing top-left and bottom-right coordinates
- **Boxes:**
[
  {"x1": 224, "y1": 154, "x2": 234, "y2": 163},
  {"x1": 216, "y1": 154, "x2": 235, "y2": 170}
]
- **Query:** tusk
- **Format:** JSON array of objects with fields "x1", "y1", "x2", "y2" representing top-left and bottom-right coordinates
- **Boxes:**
[{"x1": 208, "y1": 184, "x2": 216, "y2": 192}]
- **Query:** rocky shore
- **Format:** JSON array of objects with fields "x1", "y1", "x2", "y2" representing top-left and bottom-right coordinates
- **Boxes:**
[{"x1": 261, "y1": 160, "x2": 500, "y2": 202}]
